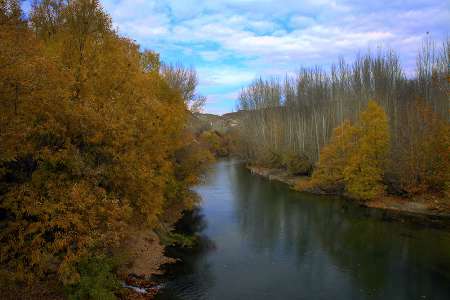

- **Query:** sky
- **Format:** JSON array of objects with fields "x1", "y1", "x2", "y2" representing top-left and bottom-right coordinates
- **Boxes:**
[{"x1": 24, "y1": 0, "x2": 450, "y2": 115}]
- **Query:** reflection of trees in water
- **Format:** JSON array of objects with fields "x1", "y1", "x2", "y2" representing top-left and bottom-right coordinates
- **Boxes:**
[
  {"x1": 158, "y1": 207, "x2": 216, "y2": 300},
  {"x1": 173, "y1": 206, "x2": 208, "y2": 236},
  {"x1": 229, "y1": 165, "x2": 319, "y2": 266},
  {"x1": 311, "y1": 202, "x2": 391, "y2": 295},
  {"x1": 228, "y1": 164, "x2": 450, "y2": 299},
  {"x1": 311, "y1": 203, "x2": 450, "y2": 298}
]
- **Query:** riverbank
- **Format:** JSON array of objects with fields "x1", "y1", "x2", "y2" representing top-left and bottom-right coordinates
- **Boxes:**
[
  {"x1": 248, "y1": 165, "x2": 450, "y2": 228},
  {"x1": 0, "y1": 230, "x2": 173, "y2": 300},
  {"x1": 151, "y1": 160, "x2": 450, "y2": 299},
  {"x1": 117, "y1": 229, "x2": 175, "y2": 299},
  {"x1": 119, "y1": 209, "x2": 205, "y2": 300}
]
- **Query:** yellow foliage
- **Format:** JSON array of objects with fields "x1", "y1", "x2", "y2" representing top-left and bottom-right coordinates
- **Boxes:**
[
  {"x1": 344, "y1": 100, "x2": 390, "y2": 200},
  {"x1": 0, "y1": 0, "x2": 209, "y2": 287},
  {"x1": 199, "y1": 131, "x2": 222, "y2": 155},
  {"x1": 310, "y1": 120, "x2": 358, "y2": 192},
  {"x1": 309, "y1": 101, "x2": 390, "y2": 200}
]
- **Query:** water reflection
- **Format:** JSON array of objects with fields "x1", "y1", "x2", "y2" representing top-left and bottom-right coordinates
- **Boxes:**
[
  {"x1": 158, "y1": 208, "x2": 216, "y2": 300},
  {"x1": 157, "y1": 160, "x2": 450, "y2": 300}
]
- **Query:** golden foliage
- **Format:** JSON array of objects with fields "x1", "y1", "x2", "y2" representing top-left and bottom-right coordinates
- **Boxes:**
[
  {"x1": 309, "y1": 120, "x2": 358, "y2": 192},
  {"x1": 0, "y1": 0, "x2": 208, "y2": 286},
  {"x1": 199, "y1": 130, "x2": 236, "y2": 157},
  {"x1": 307, "y1": 101, "x2": 390, "y2": 200},
  {"x1": 344, "y1": 100, "x2": 390, "y2": 200}
]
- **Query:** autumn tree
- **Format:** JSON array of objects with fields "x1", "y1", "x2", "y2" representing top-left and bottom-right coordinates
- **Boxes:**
[
  {"x1": 300, "y1": 101, "x2": 390, "y2": 200},
  {"x1": 161, "y1": 63, "x2": 206, "y2": 112},
  {"x1": 1, "y1": 0, "x2": 210, "y2": 294},
  {"x1": 236, "y1": 40, "x2": 448, "y2": 194},
  {"x1": 306, "y1": 120, "x2": 358, "y2": 192},
  {"x1": 344, "y1": 101, "x2": 390, "y2": 200},
  {"x1": 393, "y1": 100, "x2": 450, "y2": 194}
]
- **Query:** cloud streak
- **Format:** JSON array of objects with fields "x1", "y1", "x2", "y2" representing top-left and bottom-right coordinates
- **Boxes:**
[{"x1": 100, "y1": 0, "x2": 449, "y2": 114}]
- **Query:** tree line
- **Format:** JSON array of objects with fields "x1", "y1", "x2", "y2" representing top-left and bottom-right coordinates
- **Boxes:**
[
  {"x1": 0, "y1": 0, "x2": 212, "y2": 297},
  {"x1": 237, "y1": 39, "x2": 449, "y2": 199}
]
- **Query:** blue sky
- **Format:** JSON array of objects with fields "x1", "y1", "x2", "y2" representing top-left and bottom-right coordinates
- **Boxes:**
[{"x1": 25, "y1": 1, "x2": 450, "y2": 114}]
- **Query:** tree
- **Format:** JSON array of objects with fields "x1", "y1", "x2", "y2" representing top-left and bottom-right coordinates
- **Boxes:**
[
  {"x1": 301, "y1": 101, "x2": 390, "y2": 200},
  {"x1": 394, "y1": 100, "x2": 450, "y2": 194},
  {"x1": 308, "y1": 120, "x2": 357, "y2": 192},
  {"x1": 344, "y1": 100, "x2": 390, "y2": 200},
  {"x1": 236, "y1": 40, "x2": 448, "y2": 198},
  {"x1": 1, "y1": 0, "x2": 210, "y2": 291},
  {"x1": 161, "y1": 63, "x2": 206, "y2": 112}
]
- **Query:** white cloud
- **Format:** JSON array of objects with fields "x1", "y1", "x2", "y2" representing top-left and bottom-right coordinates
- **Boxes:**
[
  {"x1": 197, "y1": 67, "x2": 255, "y2": 86},
  {"x1": 100, "y1": 0, "x2": 449, "y2": 113}
]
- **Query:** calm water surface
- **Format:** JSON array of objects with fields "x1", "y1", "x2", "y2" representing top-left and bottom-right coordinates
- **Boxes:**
[{"x1": 157, "y1": 160, "x2": 450, "y2": 300}]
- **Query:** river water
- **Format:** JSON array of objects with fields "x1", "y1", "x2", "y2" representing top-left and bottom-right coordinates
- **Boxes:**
[{"x1": 156, "y1": 160, "x2": 450, "y2": 300}]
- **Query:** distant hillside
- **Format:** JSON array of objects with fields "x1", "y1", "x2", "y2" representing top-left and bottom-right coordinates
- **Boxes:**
[{"x1": 189, "y1": 111, "x2": 246, "y2": 134}]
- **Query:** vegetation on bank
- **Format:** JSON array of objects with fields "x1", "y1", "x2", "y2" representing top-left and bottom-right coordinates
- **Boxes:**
[
  {"x1": 300, "y1": 100, "x2": 391, "y2": 200},
  {"x1": 198, "y1": 130, "x2": 237, "y2": 158},
  {"x1": 236, "y1": 40, "x2": 449, "y2": 202},
  {"x1": 0, "y1": 0, "x2": 213, "y2": 298},
  {"x1": 0, "y1": 0, "x2": 448, "y2": 298}
]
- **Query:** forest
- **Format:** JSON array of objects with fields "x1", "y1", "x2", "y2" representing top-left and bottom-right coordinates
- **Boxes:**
[
  {"x1": 0, "y1": 0, "x2": 214, "y2": 298},
  {"x1": 1, "y1": 0, "x2": 449, "y2": 299},
  {"x1": 236, "y1": 41, "x2": 449, "y2": 200}
]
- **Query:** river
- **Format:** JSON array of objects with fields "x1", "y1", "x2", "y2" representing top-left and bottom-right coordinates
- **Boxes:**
[{"x1": 156, "y1": 160, "x2": 450, "y2": 300}]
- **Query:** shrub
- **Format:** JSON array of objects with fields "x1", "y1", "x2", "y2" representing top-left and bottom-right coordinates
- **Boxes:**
[
  {"x1": 282, "y1": 153, "x2": 313, "y2": 176},
  {"x1": 66, "y1": 256, "x2": 120, "y2": 300},
  {"x1": 392, "y1": 101, "x2": 450, "y2": 195}
]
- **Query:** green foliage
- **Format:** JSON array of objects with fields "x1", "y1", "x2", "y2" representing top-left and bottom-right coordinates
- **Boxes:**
[
  {"x1": 66, "y1": 256, "x2": 120, "y2": 300},
  {"x1": 159, "y1": 231, "x2": 198, "y2": 248}
]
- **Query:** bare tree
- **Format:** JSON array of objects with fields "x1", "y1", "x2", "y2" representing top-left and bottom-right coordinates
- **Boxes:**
[
  {"x1": 161, "y1": 63, "x2": 206, "y2": 112},
  {"x1": 236, "y1": 38, "x2": 449, "y2": 178}
]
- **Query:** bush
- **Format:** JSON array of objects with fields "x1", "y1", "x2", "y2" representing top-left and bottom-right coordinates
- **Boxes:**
[
  {"x1": 392, "y1": 101, "x2": 450, "y2": 195},
  {"x1": 267, "y1": 151, "x2": 283, "y2": 168},
  {"x1": 253, "y1": 148, "x2": 282, "y2": 168},
  {"x1": 282, "y1": 153, "x2": 313, "y2": 176},
  {"x1": 199, "y1": 131, "x2": 222, "y2": 156},
  {"x1": 66, "y1": 256, "x2": 120, "y2": 300}
]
